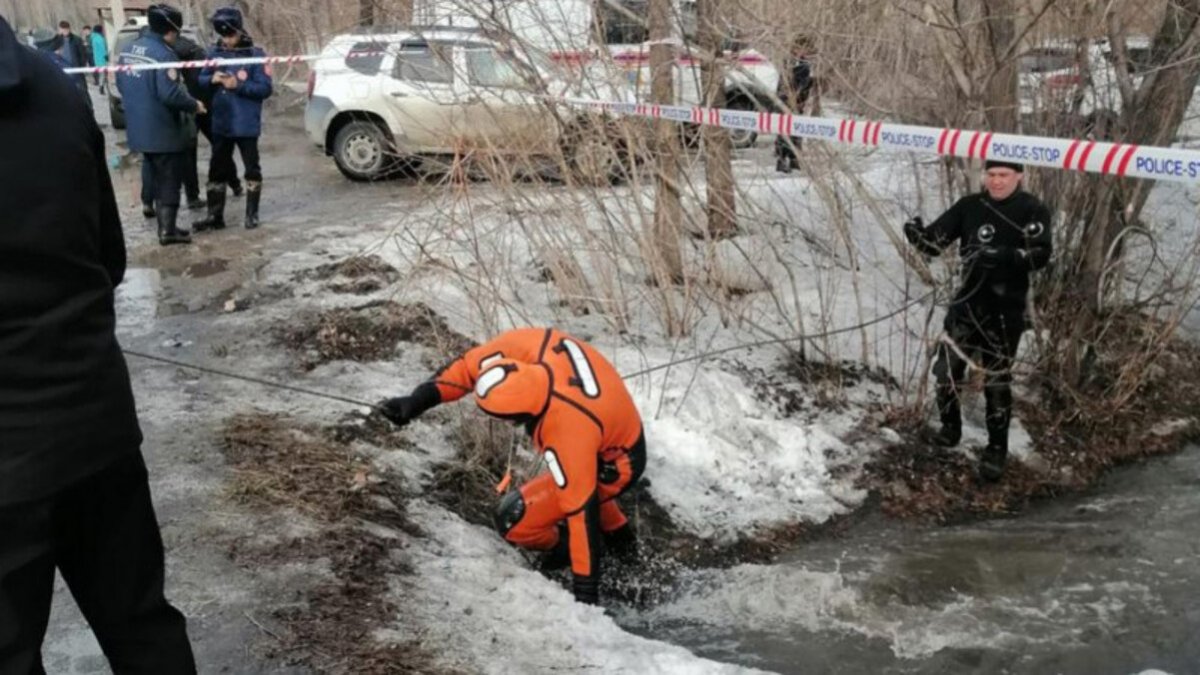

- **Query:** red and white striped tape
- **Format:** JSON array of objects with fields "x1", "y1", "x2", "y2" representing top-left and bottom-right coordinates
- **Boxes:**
[
  {"x1": 68, "y1": 51, "x2": 1198, "y2": 185},
  {"x1": 568, "y1": 98, "x2": 1200, "y2": 185},
  {"x1": 62, "y1": 52, "x2": 350, "y2": 75}
]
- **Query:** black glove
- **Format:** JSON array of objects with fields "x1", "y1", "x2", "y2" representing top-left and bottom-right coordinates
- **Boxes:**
[
  {"x1": 376, "y1": 382, "x2": 440, "y2": 427},
  {"x1": 573, "y1": 574, "x2": 599, "y2": 605},
  {"x1": 903, "y1": 216, "x2": 924, "y2": 246},
  {"x1": 978, "y1": 246, "x2": 1023, "y2": 268},
  {"x1": 377, "y1": 396, "x2": 421, "y2": 427}
]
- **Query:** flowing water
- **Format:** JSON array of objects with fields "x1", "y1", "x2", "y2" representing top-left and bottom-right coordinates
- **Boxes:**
[{"x1": 627, "y1": 445, "x2": 1200, "y2": 674}]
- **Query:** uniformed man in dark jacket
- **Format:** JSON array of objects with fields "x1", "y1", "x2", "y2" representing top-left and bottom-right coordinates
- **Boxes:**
[
  {"x1": 116, "y1": 4, "x2": 205, "y2": 245},
  {"x1": 904, "y1": 160, "x2": 1053, "y2": 481},
  {"x1": 0, "y1": 15, "x2": 196, "y2": 672},
  {"x1": 775, "y1": 35, "x2": 812, "y2": 174},
  {"x1": 194, "y1": 6, "x2": 271, "y2": 231}
]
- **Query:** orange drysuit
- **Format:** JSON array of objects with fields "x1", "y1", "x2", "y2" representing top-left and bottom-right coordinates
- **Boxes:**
[{"x1": 381, "y1": 328, "x2": 645, "y2": 604}]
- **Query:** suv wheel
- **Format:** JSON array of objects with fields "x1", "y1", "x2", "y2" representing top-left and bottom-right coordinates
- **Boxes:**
[
  {"x1": 333, "y1": 120, "x2": 394, "y2": 181},
  {"x1": 724, "y1": 97, "x2": 759, "y2": 149},
  {"x1": 563, "y1": 117, "x2": 632, "y2": 186}
]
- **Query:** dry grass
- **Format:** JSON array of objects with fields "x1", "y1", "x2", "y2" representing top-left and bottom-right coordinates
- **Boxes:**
[
  {"x1": 296, "y1": 254, "x2": 403, "y2": 295},
  {"x1": 277, "y1": 300, "x2": 474, "y2": 371},
  {"x1": 220, "y1": 410, "x2": 459, "y2": 674}
]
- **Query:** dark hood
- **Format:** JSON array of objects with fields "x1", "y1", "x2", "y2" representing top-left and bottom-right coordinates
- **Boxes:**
[{"x1": 0, "y1": 16, "x2": 27, "y2": 101}]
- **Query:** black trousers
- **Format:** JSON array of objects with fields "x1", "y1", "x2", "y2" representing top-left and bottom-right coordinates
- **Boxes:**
[
  {"x1": 142, "y1": 152, "x2": 184, "y2": 210},
  {"x1": 775, "y1": 133, "x2": 802, "y2": 163},
  {"x1": 0, "y1": 452, "x2": 195, "y2": 674},
  {"x1": 182, "y1": 139, "x2": 200, "y2": 202},
  {"x1": 933, "y1": 304, "x2": 1025, "y2": 449},
  {"x1": 208, "y1": 136, "x2": 261, "y2": 185},
  {"x1": 194, "y1": 115, "x2": 241, "y2": 194}
]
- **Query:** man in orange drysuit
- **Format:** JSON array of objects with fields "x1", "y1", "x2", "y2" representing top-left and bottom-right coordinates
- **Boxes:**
[{"x1": 377, "y1": 328, "x2": 646, "y2": 605}]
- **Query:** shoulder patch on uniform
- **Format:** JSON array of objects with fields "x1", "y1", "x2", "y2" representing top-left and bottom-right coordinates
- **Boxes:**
[
  {"x1": 237, "y1": 68, "x2": 248, "y2": 82},
  {"x1": 167, "y1": 68, "x2": 178, "y2": 80}
]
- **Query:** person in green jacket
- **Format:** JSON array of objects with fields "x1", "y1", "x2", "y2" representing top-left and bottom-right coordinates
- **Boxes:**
[{"x1": 90, "y1": 24, "x2": 107, "y2": 91}]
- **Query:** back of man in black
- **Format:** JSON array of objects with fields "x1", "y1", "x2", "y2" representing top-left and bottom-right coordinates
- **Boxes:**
[{"x1": 0, "y1": 15, "x2": 195, "y2": 672}]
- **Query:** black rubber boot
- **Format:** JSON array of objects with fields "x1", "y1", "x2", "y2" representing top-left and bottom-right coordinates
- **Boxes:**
[
  {"x1": 142, "y1": 202, "x2": 156, "y2": 218},
  {"x1": 979, "y1": 443, "x2": 1008, "y2": 482},
  {"x1": 932, "y1": 386, "x2": 962, "y2": 447},
  {"x1": 156, "y1": 206, "x2": 191, "y2": 246},
  {"x1": 980, "y1": 380, "x2": 1013, "y2": 481},
  {"x1": 230, "y1": 180, "x2": 244, "y2": 198},
  {"x1": 244, "y1": 181, "x2": 261, "y2": 229},
  {"x1": 186, "y1": 196, "x2": 207, "y2": 210},
  {"x1": 192, "y1": 184, "x2": 226, "y2": 232}
]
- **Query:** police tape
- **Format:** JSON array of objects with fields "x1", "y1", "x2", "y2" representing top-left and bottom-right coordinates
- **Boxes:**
[
  {"x1": 567, "y1": 98, "x2": 1200, "y2": 185},
  {"x1": 67, "y1": 50, "x2": 1200, "y2": 185},
  {"x1": 61, "y1": 51, "x2": 377, "y2": 75}
]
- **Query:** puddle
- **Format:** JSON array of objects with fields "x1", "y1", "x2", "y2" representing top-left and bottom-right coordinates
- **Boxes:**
[
  {"x1": 115, "y1": 268, "x2": 162, "y2": 336},
  {"x1": 182, "y1": 258, "x2": 230, "y2": 279}
]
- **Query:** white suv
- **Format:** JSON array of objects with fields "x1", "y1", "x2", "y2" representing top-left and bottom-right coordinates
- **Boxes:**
[{"x1": 305, "y1": 27, "x2": 634, "y2": 182}]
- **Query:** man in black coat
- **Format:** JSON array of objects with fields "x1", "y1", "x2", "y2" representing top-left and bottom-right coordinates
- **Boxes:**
[
  {"x1": 0, "y1": 15, "x2": 196, "y2": 672},
  {"x1": 54, "y1": 18, "x2": 90, "y2": 100},
  {"x1": 904, "y1": 160, "x2": 1053, "y2": 481},
  {"x1": 775, "y1": 35, "x2": 813, "y2": 174}
]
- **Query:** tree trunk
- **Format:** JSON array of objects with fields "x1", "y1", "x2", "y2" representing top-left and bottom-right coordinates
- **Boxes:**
[
  {"x1": 394, "y1": 0, "x2": 414, "y2": 24},
  {"x1": 359, "y1": 0, "x2": 375, "y2": 27},
  {"x1": 979, "y1": 0, "x2": 1018, "y2": 132},
  {"x1": 648, "y1": 0, "x2": 685, "y2": 286},
  {"x1": 1053, "y1": 0, "x2": 1200, "y2": 386},
  {"x1": 697, "y1": 0, "x2": 737, "y2": 238}
]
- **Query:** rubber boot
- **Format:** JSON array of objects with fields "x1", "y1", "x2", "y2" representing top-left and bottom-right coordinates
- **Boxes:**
[
  {"x1": 230, "y1": 179, "x2": 244, "y2": 198},
  {"x1": 979, "y1": 443, "x2": 1008, "y2": 482},
  {"x1": 156, "y1": 206, "x2": 191, "y2": 246},
  {"x1": 244, "y1": 181, "x2": 261, "y2": 229},
  {"x1": 193, "y1": 184, "x2": 226, "y2": 232},
  {"x1": 186, "y1": 195, "x2": 207, "y2": 210},
  {"x1": 932, "y1": 385, "x2": 962, "y2": 447},
  {"x1": 142, "y1": 202, "x2": 156, "y2": 218},
  {"x1": 980, "y1": 381, "x2": 1013, "y2": 481}
]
